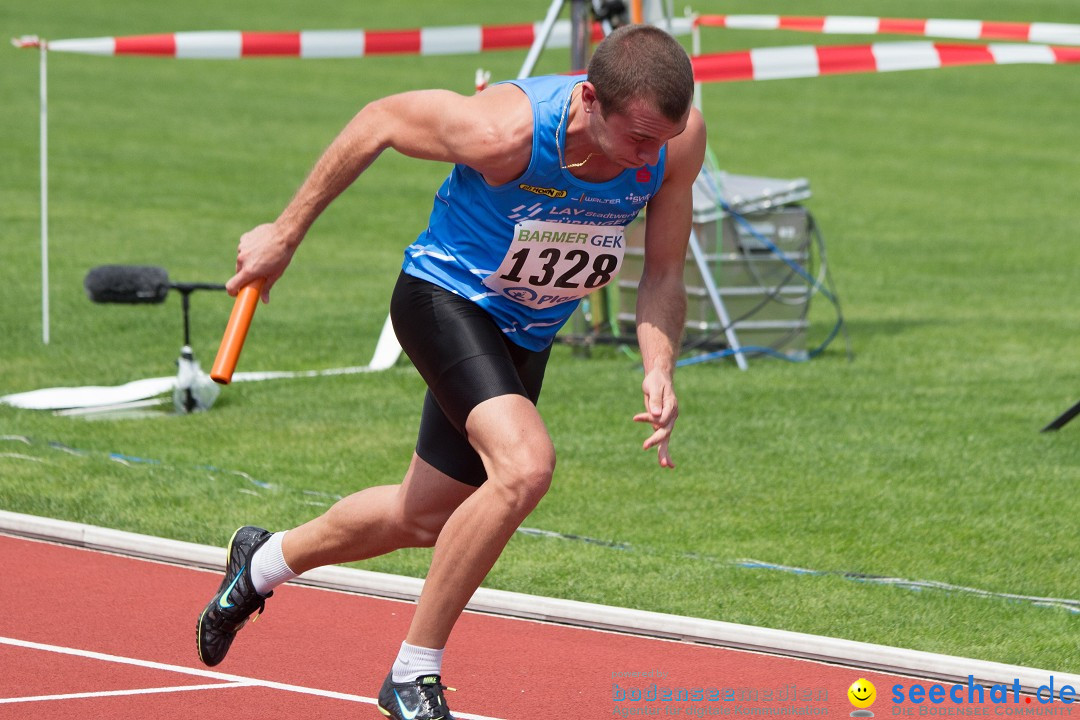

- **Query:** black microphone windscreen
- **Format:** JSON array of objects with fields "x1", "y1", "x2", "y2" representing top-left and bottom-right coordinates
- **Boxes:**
[{"x1": 84, "y1": 265, "x2": 170, "y2": 304}]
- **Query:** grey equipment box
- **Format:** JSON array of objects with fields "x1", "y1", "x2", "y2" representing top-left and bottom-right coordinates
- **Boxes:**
[{"x1": 618, "y1": 169, "x2": 813, "y2": 355}]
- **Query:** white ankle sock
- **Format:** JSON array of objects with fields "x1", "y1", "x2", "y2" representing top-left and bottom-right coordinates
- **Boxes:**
[
  {"x1": 391, "y1": 641, "x2": 445, "y2": 683},
  {"x1": 249, "y1": 531, "x2": 297, "y2": 596}
]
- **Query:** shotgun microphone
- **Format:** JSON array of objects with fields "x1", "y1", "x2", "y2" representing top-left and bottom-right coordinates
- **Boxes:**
[
  {"x1": 82, "y1": 264, "x2": 229, "y2": 413},
  {"x1": 84, "y1": 265, "x2": 170, "y2": 304},
  {"x1": 84, "y1": 265, "x2": 226, "y2": 303}
]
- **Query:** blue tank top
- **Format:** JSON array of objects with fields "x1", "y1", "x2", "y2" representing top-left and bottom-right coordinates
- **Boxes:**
[{"x1": 402, "y1": 73, "x2": 666, "y2": 351}]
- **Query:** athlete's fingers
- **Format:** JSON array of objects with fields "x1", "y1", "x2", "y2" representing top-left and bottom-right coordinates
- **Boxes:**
[
  {"x1": 640, "y1": 370, "x2": 678, "y2": 427},
  {"x1": 634, "y1": 411, "x2": 674, "y2": 445},
  {"x1": 635, "y1": 366, "x2": 679, "y2": 469},
  {"x1": 227, "y1": 223, "x2": 296, "y2": 301},
  {"x1": 633, "y1": 410, "x2": 677, "y2": 468},
  {"x1": 635, "y1": 395, "x2": 679, "y2": 432},
  {"x1": 656, "y1": 437, "x2": 675, "y2": 469},
  {"x1": 228, "y1": 264, "x2": 281, "y2": 302},
  {"x1": 635, "y1": 418, "x2": 669, "y2": 449},
  {"x1": 227, "y1": 267, "x2": 261, "y2": 297}
]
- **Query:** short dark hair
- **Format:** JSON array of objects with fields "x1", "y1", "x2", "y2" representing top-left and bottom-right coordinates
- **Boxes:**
[{"x1": 586, "y1": 24, "x2": 694, "y2": 122}]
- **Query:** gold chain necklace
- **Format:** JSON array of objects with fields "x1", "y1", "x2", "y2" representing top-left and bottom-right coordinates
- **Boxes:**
[{"x1": 556, "y1": 84, "x2": 596, "y2": 170}]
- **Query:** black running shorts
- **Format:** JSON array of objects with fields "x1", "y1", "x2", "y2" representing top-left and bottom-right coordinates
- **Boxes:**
[{"x1": 389, "y1": 272, "x2": 552, "y2": 487}]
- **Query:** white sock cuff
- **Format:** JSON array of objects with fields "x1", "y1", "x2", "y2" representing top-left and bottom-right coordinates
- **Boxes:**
[
  {"x1": 391, "y1": 641, "x2": 445, "y2": 683},
  {"x1": 250, "y1": 531, "x2": 297, "y2": 596}
]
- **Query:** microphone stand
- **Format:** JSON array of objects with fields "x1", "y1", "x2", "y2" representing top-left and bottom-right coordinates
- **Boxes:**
[
  {"x1": 171, "y1": 282, "x2": 226, "y2": 413},
  {"x1": 173, "y1": 282, "x2": 226, "y2": 350}
]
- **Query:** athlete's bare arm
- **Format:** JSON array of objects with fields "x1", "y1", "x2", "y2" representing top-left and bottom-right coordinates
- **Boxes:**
[
  {"x1": 228, "y1": 85, "x2": 534, "y2": 300},
  {"x1": 633, "y1": 106, "x2": 707, "y2": 468},
  {"x1": 367, "y1": 85, "x2": 534, "y2": 185}
]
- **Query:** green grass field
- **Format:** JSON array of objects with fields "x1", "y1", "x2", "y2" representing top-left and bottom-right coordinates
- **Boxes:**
[{"x1": 2, "y1": 0, "x2": 1078, "y2": 673}]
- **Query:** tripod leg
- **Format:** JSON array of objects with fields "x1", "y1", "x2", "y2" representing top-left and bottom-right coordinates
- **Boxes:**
[
  {"x1": 1041, "y1": 399, "x2": 1080, "y2": 432},
  {"x1": 518, "y1": 0, "x2": 566, "y2": 79}
]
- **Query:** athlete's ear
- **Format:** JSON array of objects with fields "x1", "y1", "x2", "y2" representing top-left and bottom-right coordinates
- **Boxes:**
[{"x1": 580, "y1": 82, "x2": 600, "y2": 115}]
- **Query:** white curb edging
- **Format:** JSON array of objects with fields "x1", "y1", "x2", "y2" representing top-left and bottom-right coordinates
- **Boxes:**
[{"x1": 2, "y1": 509, "x2": 1076, "y2": 693}]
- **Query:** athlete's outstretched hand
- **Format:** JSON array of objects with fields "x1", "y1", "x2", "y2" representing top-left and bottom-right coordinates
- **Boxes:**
[
  {"x1": 634, "y1": 367, "x2": 678, "y2": 468},
  {"x1": 227, "y1": 222, "x2": 300, "y2": 303}
]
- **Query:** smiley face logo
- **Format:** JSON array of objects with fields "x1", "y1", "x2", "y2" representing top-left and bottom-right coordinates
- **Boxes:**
[{"x1": 848, "y1": 678, "x2": 877, "y2": 709}]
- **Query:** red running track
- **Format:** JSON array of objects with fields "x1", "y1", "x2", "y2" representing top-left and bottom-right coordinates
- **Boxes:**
[{"x1": 0, "y1": 533, "x2": 1025, "y2": 719}]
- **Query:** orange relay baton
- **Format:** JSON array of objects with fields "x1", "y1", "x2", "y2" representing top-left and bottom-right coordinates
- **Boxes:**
[{"x1": 210, "y1": 279, "x2": 265, "y2": 385}]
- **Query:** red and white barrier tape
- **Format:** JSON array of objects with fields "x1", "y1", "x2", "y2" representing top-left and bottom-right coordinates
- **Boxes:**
[
  {"x1": 692, "y1": 41, "x2": 1080, "y2": 83},
  {"x1": 697, "y1": 15, "x2": 1080, "y2": 47},
  {"x1": 10, "y1": 17, "x2": 1077, "y2": 86},
  {"x1": 11, "y1": 17, "x2": 693, "y2": 58}
]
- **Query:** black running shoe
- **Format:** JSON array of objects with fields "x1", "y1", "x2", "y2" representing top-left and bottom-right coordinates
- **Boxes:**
[
  {"x1": 196, "y1": 525, "x2": 274, "y2": 666},
  {"x1": 378, "y1": 673, "x2": 456, "y2": 720}
]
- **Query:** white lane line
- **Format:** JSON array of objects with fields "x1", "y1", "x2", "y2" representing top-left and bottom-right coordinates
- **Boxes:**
[
  {"x1": 0, "y1": 637, "x2": 506, "y2": 720},
  {"x1": 1, "y1": 682, "x2": 252, "y2": 704}
]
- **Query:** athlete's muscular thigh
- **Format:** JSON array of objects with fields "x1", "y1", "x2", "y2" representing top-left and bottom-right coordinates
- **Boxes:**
[
  {"x1": 464, "y1": 394, "x2": 555, "y2": 514},
  {"x1": 395, "y1": 453, "x2": 477, "y2": 544}
]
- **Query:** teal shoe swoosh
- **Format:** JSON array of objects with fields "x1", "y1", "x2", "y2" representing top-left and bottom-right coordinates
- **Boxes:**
[
  {"x1": 217, "y1": 566, "x2": 246, "y2": 610},
  {"x1": 394, "y1": 689, "x2": 421, "y2": 720}
]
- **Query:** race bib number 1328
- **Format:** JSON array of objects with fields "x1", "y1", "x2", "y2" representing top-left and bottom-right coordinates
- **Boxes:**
[{"x1": 482, "y1": 219, "x2": 626, "y2": 309}]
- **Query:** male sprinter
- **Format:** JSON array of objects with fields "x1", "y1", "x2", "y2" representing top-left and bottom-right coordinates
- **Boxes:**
[{"x1": 196, "y1": 24, "x2": 705, "y2": 720}]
